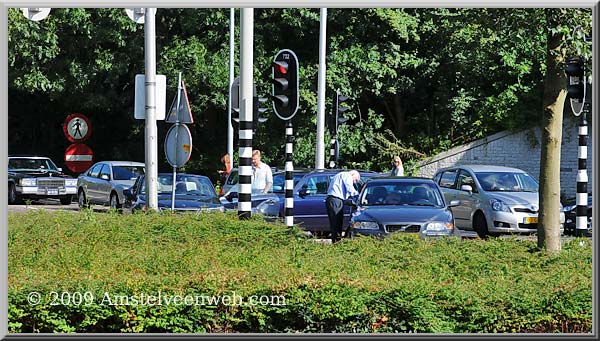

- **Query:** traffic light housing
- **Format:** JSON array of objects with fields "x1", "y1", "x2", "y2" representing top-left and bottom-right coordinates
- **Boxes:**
[
  {"x1": 565, "y1": 56, "x2": 586, "y2": 116},
  {"x1": 328, "y1": 90, "x2": 350, "y2": 135},
  {"x1": 253, "y1": 96, "x2": 268, "y2": 133},
  {"x1": 272, "y1": 49, "x2": 299, "y2": 120}
]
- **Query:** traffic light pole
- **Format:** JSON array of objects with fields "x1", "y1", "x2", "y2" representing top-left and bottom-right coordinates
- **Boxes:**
[
  {"x1": 238, "y1": 8, "x2": 253, "y2": 220},
  {"x1": 575, "y1": 103, "x2": 589, "y2": 236},
  {"x1": 285, "y1": 121, "x2": 294, "y2": 228},
  {"x1": 329, "y1": 136, "x2": 337, "y2": 168},
  {"x1": 227, "y1": 8, "x2": 235, "y2": 164},
  {"x1": 315, "y1": 8, "x2": 327, "y2": 170}
]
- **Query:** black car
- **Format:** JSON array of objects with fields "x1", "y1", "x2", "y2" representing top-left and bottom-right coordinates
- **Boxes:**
[
  {"x1": 349, "y1": 177, "x2": 460, "y2": 238},
  {"x1": 124, "y1": 173, "x2": 224, "y2": 213},
  {"x1": 8, "y1": 155, "x2": 77, "y2": 205},
  {"x1": 562, "y1": 195, "x2": 592, "y2": 236}
]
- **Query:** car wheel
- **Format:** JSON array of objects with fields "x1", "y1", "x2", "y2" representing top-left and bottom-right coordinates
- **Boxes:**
[
  {"x1": 60, "y1": 195, "x2": 73, "y2": 205},
  {"x1": 8, "y1": 183, "x2": 21, "y2": 205},
  {"x1": 474, "y1": 212, "x2": 489, "y2": 239},
  {"x1": 109, "y1": 192, "x2": 122, "y2": 211},
  {"x1": 78, "y1": 189, "x2": 89, "y2": 209}
]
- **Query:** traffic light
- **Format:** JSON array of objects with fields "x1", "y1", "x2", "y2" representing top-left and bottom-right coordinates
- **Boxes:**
[
  {"x1": 253, "y1": 96, "x2": 268, "y2": 133},
  {"x1": 565, "y1": 56, "x2": 586, "y2": 116},
  {"x1": 272, "y1": 49, "x2": 299, "y2": 120},
  {"x1": 328, "y1": 90, "x2": 350, "y2": 135}
]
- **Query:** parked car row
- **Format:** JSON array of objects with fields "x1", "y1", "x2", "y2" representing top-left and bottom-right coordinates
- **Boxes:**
[{"x1": 8, "y1": 155, "x2": 582, "y2": 240}]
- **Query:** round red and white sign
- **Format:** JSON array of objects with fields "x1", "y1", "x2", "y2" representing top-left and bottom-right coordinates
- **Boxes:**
[
  {"x1": 63, "y1": 113, "x2": 92, "y2": 142},
  {"x1": 64, "y1": 143, "x2": 94, "y2": 173}
]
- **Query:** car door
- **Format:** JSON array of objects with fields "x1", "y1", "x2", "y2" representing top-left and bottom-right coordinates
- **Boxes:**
[
  {"x1": 435, "y1": 169, "x2": 462, "y2": 225},
  {"x1": 84, "y1": 163, "x2": 103, "y2": 203},
  {"x1": 293, "y1": 174, "x2": 331, "y2": 231},
  {"x1": 96, "y1": 164, "x2": 113, "y2": 205},
  {"x1": 453, "y1": 169, "x2": 479, "y2": 230}
]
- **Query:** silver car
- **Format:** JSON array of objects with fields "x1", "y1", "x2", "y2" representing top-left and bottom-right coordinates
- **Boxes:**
[
  {"x1": 77, "y1": 161, "x2": 145, "y2": 209},
  {"x1": 433, "y1": 165, "x2": 564, "y2": 238}
]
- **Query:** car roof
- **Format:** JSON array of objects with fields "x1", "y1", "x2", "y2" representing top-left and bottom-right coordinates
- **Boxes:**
[
  {"x1": 437, "y1": 164, "x2": 528, "y2": 174},
  {"x1": 97, "y1": 161, "x2": 145, "y2": 167},
  {"x1": 366, "y1": 176, "x2": 436, "y2": 183},
  {"x1": 8, "y1": 155, "x2": 52, "y2": 159}
]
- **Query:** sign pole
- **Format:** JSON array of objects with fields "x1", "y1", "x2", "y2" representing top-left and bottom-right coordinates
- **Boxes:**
[
  {"x1": 171, "y1": 72, "x2": 182, "y2": 212},
  {"x1": 144, "y1": 8, "x2": 158, "y2": 211},
  {"x1": 315, "y1": 8, "x2": 327, "y2": 169}
]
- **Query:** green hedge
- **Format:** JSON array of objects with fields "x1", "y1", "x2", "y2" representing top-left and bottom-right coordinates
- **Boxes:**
[{"x1": 8, "y1": 210, "x2": 593, "y2": 333}]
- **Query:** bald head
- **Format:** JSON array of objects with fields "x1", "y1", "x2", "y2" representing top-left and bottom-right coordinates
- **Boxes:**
[{"x1": 349, "y1": 170, "x2": 360, "y2": 183}]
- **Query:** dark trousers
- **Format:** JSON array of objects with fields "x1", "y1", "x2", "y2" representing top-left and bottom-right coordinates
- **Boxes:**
[{"x1": 326, "y1": 195, "x2": 344, "y2": 243}]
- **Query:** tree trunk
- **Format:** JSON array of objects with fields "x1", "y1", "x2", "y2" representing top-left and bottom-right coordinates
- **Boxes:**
[{"x1": 538, "y1": 11, "x2": 566, "y2": 253}]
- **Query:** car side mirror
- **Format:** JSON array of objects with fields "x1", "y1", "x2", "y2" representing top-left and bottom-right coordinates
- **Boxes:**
[
  {"x1": 123, "y1": 188, "x2": 133, "y2": 200},
  {"x1": 226, "y1": 192, "x2": 238, "y2": 202},
  {"x1": 298, "y1": 187, "x2": 308, "y2": 198},
  {"x1": 100, "y1": 174, "x2": 110, "y2": 181},
  {"x1": 448, "y1": 200, "x2": 461, "y2": 207},
  {"x1": 461, "y1": 184, "x2": 473, "y2": 193},
  {"x1": 57, "y1": 167, "x2": 62, "y2": 172}
]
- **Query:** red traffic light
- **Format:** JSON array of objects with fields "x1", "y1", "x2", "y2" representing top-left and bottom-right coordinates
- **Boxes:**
[{"x1": 273, "y1": 61, "x2": 288, "y2": 75}]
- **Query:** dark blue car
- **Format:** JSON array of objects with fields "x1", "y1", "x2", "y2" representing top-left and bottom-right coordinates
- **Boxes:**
[
  {"x1": 124, "y1": 173, "x2": 224, "y2": 213},
  {"x1": 255, "y1": 169, "x2": 379, "y2": 233},
  {"x1": 349, "y1": 177, "x2": 460, "y2": 239}
]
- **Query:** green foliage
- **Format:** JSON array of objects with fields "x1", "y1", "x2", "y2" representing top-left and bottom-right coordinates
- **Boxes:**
[
  {"x1": 7, "y1": 8, "x2": 593, "y2": 177},
  {"x1": 8, "y1": 210, "x2": 592, "y2": 333}
]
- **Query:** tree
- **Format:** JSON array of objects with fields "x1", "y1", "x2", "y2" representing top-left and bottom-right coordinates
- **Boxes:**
[{"x1": 538, "y1": 8, "x2": 592, "y2": 253}]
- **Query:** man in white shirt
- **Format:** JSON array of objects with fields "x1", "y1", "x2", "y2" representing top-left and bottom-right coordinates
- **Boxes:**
[
  {"x1": 326, "y1": 170, "x2": 360, "y2": 243},
  {"x1": 251, "y1": 150, "x2": 273, "y2": 194}
]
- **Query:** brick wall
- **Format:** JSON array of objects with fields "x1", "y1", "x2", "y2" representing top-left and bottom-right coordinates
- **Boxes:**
[{"x1": 415, "y1": 115, "x2": 593, "y2": 199}]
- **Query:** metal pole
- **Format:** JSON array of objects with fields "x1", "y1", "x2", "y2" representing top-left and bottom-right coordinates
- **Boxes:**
[
  {"x1": 575, "y1": 105, "x2": 589, "y2": 236},
  {"x1": 227, "y1": 8, "x2": 235, "y2": 163},
  {"x1": 285, "y1": 121, "x2": 294, "y2": 227},
  {"x1": 238, "y1": 8, "x2": 253, "y2": 220},
  {"x1": 315, "y1": 8, "x2": 327, "y2": 169},
  {"x1": 144, "y1": 8, "x2": 158, "y2": 210},
  {"x1": 171, "y1": 73, "x2": 182, "y2": 212}
]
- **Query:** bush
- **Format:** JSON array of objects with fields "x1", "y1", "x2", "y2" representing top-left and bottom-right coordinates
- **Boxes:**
[{"x1": 8, "y1": 210, "x2": 592, "y2": 333}]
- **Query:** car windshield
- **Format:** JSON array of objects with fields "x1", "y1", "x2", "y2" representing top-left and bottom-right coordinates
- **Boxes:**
[
  {"x1": 141, "y1": 175, "x2": 216, "y2": 197},
  {"x1": 8, "y1": 158, "x2": 59, "y2": 172},
  {"x1": 113, "y1": 165, "x2": 145, "y2": 180},
  {"x1": 360, "y1": 181, "x2": 444, "y2": 207},
  {"x1": 475, "y1": 172, "x2": 538, "y2": 192},
  {"x1": 271, "y1": 172, "x2": 305, "y2": 193}
]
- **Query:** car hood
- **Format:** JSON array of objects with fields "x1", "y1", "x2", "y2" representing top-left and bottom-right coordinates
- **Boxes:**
[
  {"x1": 9, "y1": 170, "x2": 69, "y2": 178},
  {"x1": 487, "y1": 191, "x2": 539, "y2": 205},
  {"x1": 353, "y1": 205, "x2": 452, "y2": 224},
  {"x1": 113, "y1": 180, "x2": 136, "y2": 188},
  {"x1": 155, "y1": 194, "x2": 222, "y2": 208}
]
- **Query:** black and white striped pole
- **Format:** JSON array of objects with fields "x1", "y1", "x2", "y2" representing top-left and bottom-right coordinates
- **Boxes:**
[
  {"x1": 328, "y1": 137, "x2": 337, "y2": 169},
  {"x1": 272, "y1": 49, "x2": 299, "y2": 228},
  {"x1": 565, "y1": 55, "x2": 588, "y2": 236},
  {"x1": 575, "y1": 106, "x2": 589, "y2": 236},
  {"x1": 284, "y1": 121, "x2": 294, "y2": 227},
  {"x1": 237, "y1": 8, "x2": 253, "y2": 220}
]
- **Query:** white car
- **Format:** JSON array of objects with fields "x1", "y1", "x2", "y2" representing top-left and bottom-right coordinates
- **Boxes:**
[
  {"x1": 433, "y1": 165, "x2": 564, "y2": 238},
  {"x1": 77, "y1": 161, "x2": 145, "y2": 209}
]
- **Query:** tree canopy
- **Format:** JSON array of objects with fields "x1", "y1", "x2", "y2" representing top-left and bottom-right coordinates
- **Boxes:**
[{"x1": 7, "y1": 8, "x2": 592, "y2": 182}]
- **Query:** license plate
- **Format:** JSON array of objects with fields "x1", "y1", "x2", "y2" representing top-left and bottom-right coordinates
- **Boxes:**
[
  {"x1": 47, "y1": 189, "x2": 58, "y2": 195},
  {"x1": 524, "y1": 217, "x2": 538, "y2": 224}
]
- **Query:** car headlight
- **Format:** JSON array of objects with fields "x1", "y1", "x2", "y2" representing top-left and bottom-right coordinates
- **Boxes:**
[
  {"x1": 490, "y1": 198, "x2": 511, "y2": 212},
  {"x1": 20, "y1": 178, "x2": 37, "y2": 186},
  {"x1": 352, "y1": 221, "x2": 380, "y2": 230},
  {"x1": 65, "y1": 179, "x2": 78, "y2": 187},
  {"x1": 424, "y1": 222, "x2": 454, "y2": 231}
]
